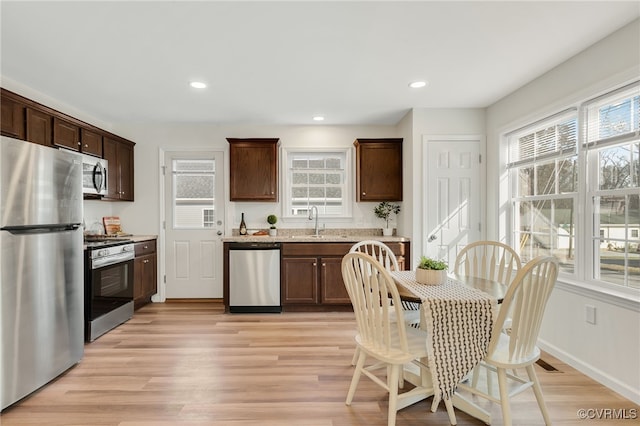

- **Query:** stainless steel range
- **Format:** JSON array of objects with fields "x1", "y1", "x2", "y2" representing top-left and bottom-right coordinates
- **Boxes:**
[{"x1": 84, "y1": 239, "x2": 135, "y2": 342}]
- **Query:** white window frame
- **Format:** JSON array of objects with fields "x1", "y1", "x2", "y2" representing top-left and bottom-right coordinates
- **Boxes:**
[
  {"x1": 505, "y1": 80, "x2": 639, "y2": 294},
  {"x1": 584, "y1": 83, "x2": 640, "y2": 290},
  {"x1": 202, "y1": 208, "x2": 214, "y2": 228},
  {"x1": 281, "y1": 147, "x2": 352, "y2": 219},
  {"x1": 507, "y1": 109, "x2": 579, "y2": 277}
]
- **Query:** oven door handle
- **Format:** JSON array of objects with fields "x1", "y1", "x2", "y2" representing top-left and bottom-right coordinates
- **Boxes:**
[{"x1": 91, "y1": 252, "x2": 134, "y2": 269}]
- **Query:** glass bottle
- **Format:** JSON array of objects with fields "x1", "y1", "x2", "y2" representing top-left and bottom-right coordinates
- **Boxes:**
[{"x1": 239, "y1": 213, "x2": 247, "y2": 235}]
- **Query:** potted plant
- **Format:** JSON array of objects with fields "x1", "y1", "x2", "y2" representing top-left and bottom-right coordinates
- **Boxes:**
[
  {"x1": 374, "y1": 201, "x2": 400, "y2": 236},
  {"x1": 267, "y1": 214, "x2": 278, "y2": 236},
  {"x1": 416, "y1": 255, "x2": 448, "y2": 285}
]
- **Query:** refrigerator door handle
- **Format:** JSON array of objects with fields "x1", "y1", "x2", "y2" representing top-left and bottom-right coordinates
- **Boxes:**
[{"x1": 1, "y1": 223, "x2": 81, "y2": 234}]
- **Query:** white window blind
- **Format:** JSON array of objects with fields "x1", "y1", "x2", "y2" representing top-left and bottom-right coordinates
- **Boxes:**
[
  {"x1": 507, "y1": 109, "x2": 578, "y2": 167},
  {"x1": 505, "y1": 80, "x2": 640, "y2": 290},
  {"x1": 585, "y1": 82, "x2": 640, "y2": 148}
]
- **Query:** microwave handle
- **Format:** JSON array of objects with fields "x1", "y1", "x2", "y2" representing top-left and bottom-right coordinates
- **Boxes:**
[{"x1": 94, "y1": 162, "x2": 105, "y2": 192}]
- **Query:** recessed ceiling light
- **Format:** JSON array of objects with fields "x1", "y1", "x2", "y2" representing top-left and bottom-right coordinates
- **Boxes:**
[
  {"x1": 313, "y1": 116, "x2": 325, "y2": 121},
  {"x1": 409, "y1": 81, "x2": 428, "y2": 89},
  {"x1": 190, "y1": 81, "x2": 207, "y2": 89}
]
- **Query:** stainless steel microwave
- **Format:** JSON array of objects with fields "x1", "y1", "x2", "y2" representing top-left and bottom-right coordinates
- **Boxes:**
[{"x1": 82, "y1": 154, "x2": 108, "y2": 195}]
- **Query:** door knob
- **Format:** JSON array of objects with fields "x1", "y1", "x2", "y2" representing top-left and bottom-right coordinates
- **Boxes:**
[{"x1": 428, "y1": 235, "x2": 437, "y2": 242}]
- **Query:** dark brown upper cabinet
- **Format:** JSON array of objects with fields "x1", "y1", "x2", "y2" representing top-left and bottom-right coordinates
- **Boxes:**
[
  {"x1": 104, "y1": 136, "x2": 134, "y2": 201},
  {"x1": 26, "y1": 107, "x2": 52, "y2": 146},
  {"x1": 80, "y1": 128, "x2": 103, "y2": 157},
  {"x1": 227, "y1": 138, "x2": 279, "y2": 202},
  {"x1": 1, "y1": 90, "x2": 25, "y2": 139},
  {"x1": 1, "y1": 87, "x2": 134, "y2": 202},
  {"x1": 53, "y1": 117, "x2": 81, "y2": 151},
  {"x1": 354, "y1": 138, "x2": 403, "y2": 202}
]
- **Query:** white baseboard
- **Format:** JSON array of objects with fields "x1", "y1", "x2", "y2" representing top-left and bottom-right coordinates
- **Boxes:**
[{"x1": 538, "y1": 339, "x2": 640, "y2": 405}]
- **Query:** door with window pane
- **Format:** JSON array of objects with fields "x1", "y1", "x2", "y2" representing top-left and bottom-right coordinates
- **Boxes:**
[{"x1": 164, "y1": 151, "x2": 224, "y2": 298}]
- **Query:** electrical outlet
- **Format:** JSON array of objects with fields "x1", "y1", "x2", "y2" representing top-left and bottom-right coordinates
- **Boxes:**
[{"x1": 585, "y1": 305, "x2": 596, "y2": 325}]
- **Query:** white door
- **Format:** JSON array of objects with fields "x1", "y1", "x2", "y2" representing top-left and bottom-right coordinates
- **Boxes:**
[
  {"x1": 424, "y1": 136, "x2": 483, "y2": 267},
  {"x1": 163, "y1": 151, "x2": 225, "y2": 298}
]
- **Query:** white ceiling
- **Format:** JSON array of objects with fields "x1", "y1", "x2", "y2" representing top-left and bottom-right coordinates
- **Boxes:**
[{"x1": 1, "y1": 1, "x2": 638, "y2": 126}]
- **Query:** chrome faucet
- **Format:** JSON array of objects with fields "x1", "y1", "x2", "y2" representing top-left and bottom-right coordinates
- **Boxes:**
[{"x1": 308, "y1": 206, "x2": 319, "y2": 236}]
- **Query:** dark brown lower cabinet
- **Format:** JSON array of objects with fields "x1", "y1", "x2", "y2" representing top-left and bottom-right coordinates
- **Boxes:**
[
  {"x1": 280, "y1": 241, "x2": 410, "y2": 311},
  {"x1": 134, "y1": 240, "x2": 157, "y2": 309}
]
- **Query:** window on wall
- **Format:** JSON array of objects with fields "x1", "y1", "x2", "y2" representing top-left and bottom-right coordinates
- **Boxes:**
[
  {"x1": 172, "y1": 159, "x2": 215, "y2": 229},
  {"x1": 506, "y1": 81, "x2": 639, "y2": 291},
  {"x1": 585, "y1": 84, "x2": 639, "y2": 289},
  {"x1": 283, "y1": 148, "x2": 351, "y2": 218},
  {"x1": 202, "y1": 208, "x2": 214, "y2": 228},
  {"x1": 508, "y1": 110, "x2": 579, "y2": 275}
]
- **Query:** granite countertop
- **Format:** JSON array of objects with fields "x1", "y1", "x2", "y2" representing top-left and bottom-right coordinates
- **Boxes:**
[
  {"x1": 129, "y1": 235, "x2": 158, "y2": 242},
  {"x1": 222, "y1": 229, "x2": 409, "y2": 243},
  {"x1": 222, "y1": 235, "x2": 410, "y2": 243}
]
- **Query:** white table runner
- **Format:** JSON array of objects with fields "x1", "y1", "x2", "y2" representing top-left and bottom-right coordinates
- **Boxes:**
[{"x1": 391, "y1": 271, "x2": 496, "y2": 406}]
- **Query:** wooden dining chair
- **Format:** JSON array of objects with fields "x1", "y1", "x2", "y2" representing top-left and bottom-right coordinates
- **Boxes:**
[
  {"x1": 341, "y1": 252, "x2": 434, "y2": 426},
  {"x1": 454, "y1": 240, "x2": 522, "y2": 287},
  {"x1": 454, "y1": 240, "x2": 523, "y2": 386},
  {"x1": 457, "y1": 255, "x2": 559, "y2": 426},
  {"x1": 349, "y1": 241, "x2": 421, "y2": 365},
  {"x1": 350, "y1": 240, "x2": 421, "y2": 312}
]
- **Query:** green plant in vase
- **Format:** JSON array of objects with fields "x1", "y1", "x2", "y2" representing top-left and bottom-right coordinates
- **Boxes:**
[
  {"x1": 374, "y1": 201, "x2": 400, "y2": 236},
  {"x1": 416, "y1": 255, "x2": 448, "y2": 285},
  {"x1": 267, "y1": 214, "x2": 278, "y2": 236}
]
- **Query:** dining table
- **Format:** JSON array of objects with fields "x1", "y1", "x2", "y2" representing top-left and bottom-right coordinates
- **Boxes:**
[{"x1": 390, "y1": 270, "x2": 502, "y2": 424}]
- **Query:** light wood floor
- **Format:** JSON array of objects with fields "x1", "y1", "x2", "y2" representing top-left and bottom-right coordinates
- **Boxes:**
[{"x1": 1, "y1": 301, "x2": 637, "y2": 425}]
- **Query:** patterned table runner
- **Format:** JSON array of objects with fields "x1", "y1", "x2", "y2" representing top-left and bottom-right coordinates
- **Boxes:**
[{"x1": 391, "y1": 271, "x2": 496, "y2": 406}]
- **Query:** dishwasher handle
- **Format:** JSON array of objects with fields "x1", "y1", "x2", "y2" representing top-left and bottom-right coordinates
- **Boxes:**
[{"x1": 227, "y1": 242, "x2": 281, "y2": 250}]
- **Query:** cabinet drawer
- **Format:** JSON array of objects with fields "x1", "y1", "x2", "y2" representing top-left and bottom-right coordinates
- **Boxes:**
[
  {"x1": 281, "y1": 242, "x2": 353, "y2": 257},
  {"x1": 134, "y1": 240, "x2": 156, "y2": 256}
]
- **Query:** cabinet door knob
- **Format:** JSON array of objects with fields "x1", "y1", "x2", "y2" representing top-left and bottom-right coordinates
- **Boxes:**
[
  {"x1": 78, "y1": 142, "x2": 81, "y2": 146},
  {"x1": 362, "y1": 192, "x2": 366, "y2": 196},
  {"x1": 143, "y1": 245, "x2": 148, "y2": 249},
  {"x1": 143, "y1": 259, "x2": 149, "y2": 264},
  {"x1": 313, "y1": 262, "x2": 317, "y2": 266},
  {"x1": 84, "y1": 144, "x2": 89, "y2": 148}
]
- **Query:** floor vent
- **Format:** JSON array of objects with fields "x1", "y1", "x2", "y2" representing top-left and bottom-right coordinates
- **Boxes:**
[{"x1": 536, "y1": 358, "x2": 560, "y2": 372}]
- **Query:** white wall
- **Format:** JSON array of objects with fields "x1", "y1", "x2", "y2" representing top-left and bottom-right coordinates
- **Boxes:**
[
  {"x1": 485, "y1": 19, "x2": 640, "y2": 403},
  {"x1": 406, "y1": 108, "x2": 486, "y2": 267},
  {"x1": 109, "y1": 123, "x2": 402, "y2": 237}
]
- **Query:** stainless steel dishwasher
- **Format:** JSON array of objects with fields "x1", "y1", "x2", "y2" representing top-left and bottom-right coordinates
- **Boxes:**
[{"x1": 228, "y1": 242, "x2": 281, "y2": 313}]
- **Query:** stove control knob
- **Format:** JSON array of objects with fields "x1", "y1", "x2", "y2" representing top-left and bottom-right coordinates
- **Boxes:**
[
  {"x1": 98, "y1": 249, "x2": 108, "y2": 257},
  {"x1": 122, "y1": 245, "x2": 133, "y2": 252}
]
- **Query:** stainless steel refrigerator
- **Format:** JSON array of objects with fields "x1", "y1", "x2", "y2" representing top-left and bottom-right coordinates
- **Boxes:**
[{"x1": 0, "y1": 136, "x2": 84, "y2": 410}]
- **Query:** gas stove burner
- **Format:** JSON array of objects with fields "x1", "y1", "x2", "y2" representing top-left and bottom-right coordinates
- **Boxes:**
[
  {"x1": 84, "y1": 235, "x2": 131, "y2": 242},
  {"x1": 84, "y1": 238, "x2": 133, "y2": 249}
]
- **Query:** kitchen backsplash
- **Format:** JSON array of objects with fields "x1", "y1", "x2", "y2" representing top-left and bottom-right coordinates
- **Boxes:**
[{"x1": 83, "y1": 199, "x2": 114, "y2": 235}]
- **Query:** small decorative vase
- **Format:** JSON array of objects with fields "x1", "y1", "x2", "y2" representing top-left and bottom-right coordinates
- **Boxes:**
[
  {"x1": 269, "y1": 228, "x2": 277, "y2": 237},
  {"x1": 382, "y1": 227, "x2": 393, "y2": 236},
  {"x1": 415, "y1": 268, "x2": 447, "y2": 285}
]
